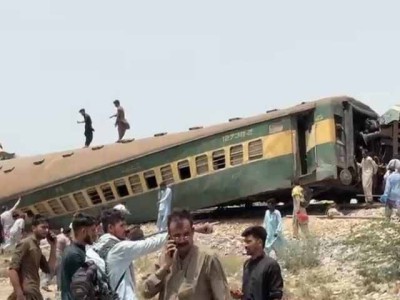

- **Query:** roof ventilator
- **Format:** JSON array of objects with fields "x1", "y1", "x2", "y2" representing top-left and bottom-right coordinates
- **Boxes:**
[
  {"x1": 154, "y1": 132, "x2": 167, "y2": 137},
  {"x1": 229, "y1": 117, "x2": 242, "y2": 122},
  {"x1": 62, "y1": 152, "x2": 74, "y2": 158},
  {"x1": 4, "y1": 166, "x2": 15, "y2": 174},
  {"x1": 121, "y1": 138, "x2": 135, "y2": 144},
  {"x1": 92, "y1": 145, "x2": 104, "y2": 151},
  {"x1": 33, "y1": 159, "x2": 45, "y2": 165},
  {"x1": 189, "y1": 126, "x2": 203, "y2": 130}
]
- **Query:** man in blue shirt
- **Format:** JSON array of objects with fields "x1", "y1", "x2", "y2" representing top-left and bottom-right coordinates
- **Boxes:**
[
  {"x1": 263, "y1": 199, "x2": 285, "y2": 257},
  {"x1": 380, "y1": 165, "x2": 400, "y2": 220}
]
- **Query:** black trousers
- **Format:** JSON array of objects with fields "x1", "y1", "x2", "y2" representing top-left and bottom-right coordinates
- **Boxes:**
[{"x1": 85, "y1": 130, "x2": 93, "y2": 147}]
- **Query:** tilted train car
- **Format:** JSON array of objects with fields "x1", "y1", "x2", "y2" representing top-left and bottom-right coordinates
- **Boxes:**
[{"x1": 0, "y1": 96, "x2": 383, "y2": 227}]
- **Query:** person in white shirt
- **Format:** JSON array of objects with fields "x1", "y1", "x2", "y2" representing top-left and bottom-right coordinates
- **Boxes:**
[
  {"x1": 157, "y1": 182, "x2": 172, "y2": 232},
  {"x1": 4, "y1": 212, "x2": 25, "y2": 251},
  {"x1": 1, "y1": 197, "x2": 21, "y2": 248},
  {"x1": 86, "y1": 208, "x2": 214, "y2": 300}
]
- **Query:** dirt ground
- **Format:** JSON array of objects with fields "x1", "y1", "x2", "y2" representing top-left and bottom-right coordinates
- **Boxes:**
[{"x1": 0, "y1": 207, "x2": 397, "y2": 300}]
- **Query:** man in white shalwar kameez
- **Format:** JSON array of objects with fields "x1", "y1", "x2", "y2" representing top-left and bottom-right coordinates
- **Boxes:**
[
  {"x1": 4, "y1": 213, "x2": 25, "y2": 251},
  {"x1": 157, "y1": 182, "x2": 172, "y2": 232},
  {"x1": 0, "y1": 197, "x2": 21, "y2": 250},
  {"x1": 358, "y1": 150, "x2": 378, "y2": 204}
]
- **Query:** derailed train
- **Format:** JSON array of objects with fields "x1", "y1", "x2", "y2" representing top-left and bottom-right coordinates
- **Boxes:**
[{"x1": 0, "y1": 96, "x2": 398, "y2": 227}]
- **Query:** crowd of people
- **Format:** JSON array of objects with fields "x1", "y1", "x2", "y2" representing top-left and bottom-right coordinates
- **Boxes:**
[
  {"x1": 5, "y1": 207, "x2": 286, "y2": 300},
  {"x1": 0, "y1": 178, "x2": 321, "y2": 300},
  {"x1": 10, "y1": 148, "x2": 400, "y2": 300},
  {"x1": 10, "y1": 148, "x2": 400, "y2": 299}
]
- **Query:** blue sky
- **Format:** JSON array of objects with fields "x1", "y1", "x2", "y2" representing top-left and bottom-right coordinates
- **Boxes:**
[{"x1": 1, "y1": 1, "x2": 399, "y2": 156}]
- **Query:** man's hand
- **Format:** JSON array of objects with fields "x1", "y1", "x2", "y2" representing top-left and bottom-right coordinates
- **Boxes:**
[
  {"x1": 46, "y1": 232, "x2": 57, "y2": 246},
  {"x1": 162, "y1": 239, "x2": 176, "y2": 270},
  {"x1": 16, "y1": 290, "x2": 26, "y2": 300},
  {"x1": 230, "y1": 289, "x2": 243, "y2": 299}
]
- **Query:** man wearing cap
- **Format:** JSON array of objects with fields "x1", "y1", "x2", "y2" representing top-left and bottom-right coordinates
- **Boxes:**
[{"x1": 77, "y1": 108, "x2": 94, "y2": 148}]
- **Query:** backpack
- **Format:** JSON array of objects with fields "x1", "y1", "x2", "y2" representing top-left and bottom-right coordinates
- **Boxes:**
[{"x1": 70, "y1": 239, "x2": 126, "y2": 300}]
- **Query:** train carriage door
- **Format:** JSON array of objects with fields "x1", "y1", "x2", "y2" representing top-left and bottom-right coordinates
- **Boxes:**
[{"x1": 295, "y1": 110, "x2": 315, "y2": 176}]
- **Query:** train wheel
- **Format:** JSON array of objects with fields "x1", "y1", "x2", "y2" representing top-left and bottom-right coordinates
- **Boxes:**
[{"x1": 339, "y1": 168, "x2": 353, "y2": 186}]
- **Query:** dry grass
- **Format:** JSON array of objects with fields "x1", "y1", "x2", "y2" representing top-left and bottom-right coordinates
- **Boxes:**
[
  {"x1": 342, "y1": 220, "x2": 400, "y2": 284},
  {"x1": 280, "y1": 238, "x2": 321, "y2": 274}
]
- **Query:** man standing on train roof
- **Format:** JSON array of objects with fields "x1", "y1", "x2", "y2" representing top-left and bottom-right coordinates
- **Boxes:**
[
  {"x1": 109, "y1": 99, "x2": 130, "y2": 142},
  {"x1": 77, "y1": 108, "x2": 94, "y2": 148},
  {"x1": 157, "y1": 181, "x2": 172, "y2": 232},
  {"x1": 357, "y1": 149, "x2": 378, "y2": 204},
  {"x1": 263, "y1": 199, "x2": 285, "y2": 257}
]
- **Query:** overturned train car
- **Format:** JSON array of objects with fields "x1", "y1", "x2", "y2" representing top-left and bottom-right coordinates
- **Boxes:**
[{"x1": 0, "y1": 96, "x2": 393, "y2": 227}]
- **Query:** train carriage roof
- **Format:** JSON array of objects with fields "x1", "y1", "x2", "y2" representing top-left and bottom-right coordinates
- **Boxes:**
[{"x1": 0, "y1": 96, "x2": 376, "y2": 200}]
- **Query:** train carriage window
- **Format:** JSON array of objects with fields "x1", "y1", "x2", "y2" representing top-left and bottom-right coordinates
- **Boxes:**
[
  {"x1": 248, "y1": 139, "x2": 263, "y2": 160},
  {"x1": 100, "y1": 183, "x2": 116, "y2": 201},
  {"x1": 59, "y1": 196, "x2": 76, "y2": 212},
  {"x1": 178, "y1": 160, "x2": 191, "y2": 180},
  {"x1": 87, "y1": 187, "x2": 102, "y2": 205},
  {"x1": 114, "y1": 179, "x2": 130, "y2": 198},
  {"x1": 144, "y1": 170, "x2": 158, "y2": 189},
  {"x1": 230, "y1": 145, "x2": 243, "y2": 166},
  {"x1": 128, "y1": 175, "x2": 143, "y2": 194},
  {"x1": 160, "y1": 165, "x2": 174, "y2": 185},
  {"x1": 212, "y1": 150, "x2": 226, "y2": 170},
  {"x1": 196, "y1": 155, "x2": 209, "y2": 175},
  {"x1": 34, "y1": 202, "x2": 49, "y2": 215},
  {"x1": 47, "y1": 199, "x2": 64, "y2": 214},
  {"x1": 73, "y1": 192, "x2": 89, "y2": 209}
]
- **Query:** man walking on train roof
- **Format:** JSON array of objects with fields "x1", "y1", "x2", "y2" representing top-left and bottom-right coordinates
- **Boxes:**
[
  {"x1": 263, "y1": 199, "x2": 285, "y2": 257},
  {"x1": 77, "y1": 108, "x2": 94, "y2": 148},
  {"x1": 157, "y1": 181, "x2": 172, "y2": 232},
  {"x1": 358, "y1": 149, "x2": 378, "y2": 204},
  {"x1": 109, "y1": 99, "x2": 130, "y2": 142}
]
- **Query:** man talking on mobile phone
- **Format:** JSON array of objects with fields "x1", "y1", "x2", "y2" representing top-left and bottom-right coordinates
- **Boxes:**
[
  {"x1": 7, "y1": 214, "x2": 57, "y2": 300},
  {"x1": 142, "y1": 209, "x2": 230, "y2": 300}
]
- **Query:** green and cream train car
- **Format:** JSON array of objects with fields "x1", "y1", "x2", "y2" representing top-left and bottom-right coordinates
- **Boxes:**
[{"x1": 0, "y1": 96, "x2": 379, "y2": 227}]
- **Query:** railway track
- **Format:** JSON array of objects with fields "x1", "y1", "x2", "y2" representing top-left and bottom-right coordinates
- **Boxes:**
[{"x1": 191, "y1": 202, "x2": 385, "y2": 223}]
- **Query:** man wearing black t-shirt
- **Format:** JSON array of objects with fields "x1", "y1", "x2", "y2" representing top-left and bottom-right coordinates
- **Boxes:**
[
  {"x1": 78, "y1": 108, "x2": 95, "y2": 147},
  {"x1": 231, "y1": 226, "x2": 283, "y2": 300},
  {"x1": 60, "y1": 213, "x2": 97, "y2": 300}
]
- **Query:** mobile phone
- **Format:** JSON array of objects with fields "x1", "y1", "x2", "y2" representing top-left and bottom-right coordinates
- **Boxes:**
[
  {"x1": 47, "y1": 231, "x2": 56, "y2": 242},
  {"x1": 167, "y1": 236, "x2": 176, "y2": 258}
]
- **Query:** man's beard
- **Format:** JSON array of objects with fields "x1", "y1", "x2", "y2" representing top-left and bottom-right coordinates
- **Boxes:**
[{"x1": 84, "y1": 234, "x2": 93, "y2": 245}]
